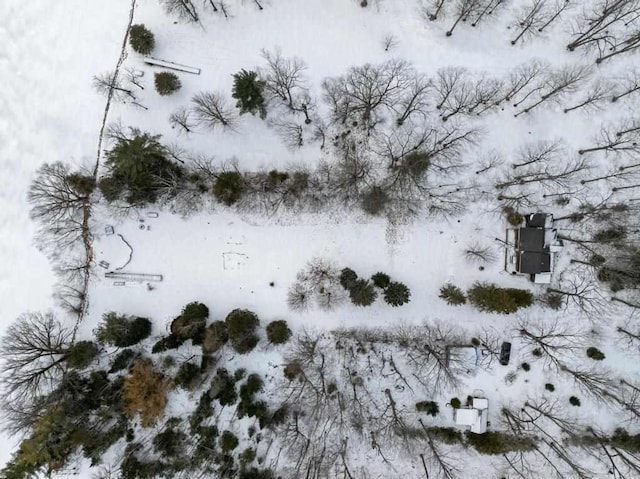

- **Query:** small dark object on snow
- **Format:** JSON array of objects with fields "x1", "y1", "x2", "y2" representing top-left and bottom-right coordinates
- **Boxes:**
[{"x1": 499, "y1": 342, "x2": 512, "y2": 365}]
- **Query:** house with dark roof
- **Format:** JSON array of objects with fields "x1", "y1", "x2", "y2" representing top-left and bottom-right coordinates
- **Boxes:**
[{"x1": 506, "y1": 213, "x2": 563, "y2": 284}]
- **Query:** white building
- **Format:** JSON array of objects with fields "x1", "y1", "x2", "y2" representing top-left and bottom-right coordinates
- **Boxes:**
[{"x1": 454, "y1": 397, "x2": 489, "y2": 434}]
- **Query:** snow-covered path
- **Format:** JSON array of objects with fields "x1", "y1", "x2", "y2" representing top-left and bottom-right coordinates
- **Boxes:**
[{"x1": 0, "y1": 0, "x2": 130, "y2": 466}]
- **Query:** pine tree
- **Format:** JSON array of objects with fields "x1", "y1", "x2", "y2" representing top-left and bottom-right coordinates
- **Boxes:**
[
  {"x1": 232, "y1": 69, "x2": 267, "y2": 118},
  {"x1": 154, "y1": 72, "x2": 181, "y2": 96},
  {"x1": 129, "y1": 24, "x2": 155, "y2": 55}
]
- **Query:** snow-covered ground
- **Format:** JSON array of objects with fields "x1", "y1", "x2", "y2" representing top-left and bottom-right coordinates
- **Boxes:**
[
  {"x1": 5, "y1": 0, "x2": 640, "y2": 476},
  {"x1": 0, "y1": 0, "x2": 132, "y2": 468}
]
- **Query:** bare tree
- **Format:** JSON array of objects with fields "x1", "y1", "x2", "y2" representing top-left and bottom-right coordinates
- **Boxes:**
[
  {"x1": 537, "y1": 0, "x2": 572, "y2": 33},
  {"x1": 160, "y1": 0, "x2": 200, "y2": 22},
  {"x1": 616, "y1": 319, "x2": 640, "y2": 355},
  {"x1": 169, "y1": 107, "x2": 195, "y2": 133},
  {"x1": 271, "y1": 119, "x2": 305, "y2": 150},
  {"x1": 381, "y1": 33, "x2": 398, "y2": 52},
  {"x1": 511, "y1": 140, "x2": 562, "y2": 169},
  {"x1": 510, "y1": 0, "x2": 548, "y2": 45},
  {"x1": 395, "y1": 73, "x2": 431, "y2": 126},
  {"x1": 467, "y1": 76, "x2": 504, "y2": 115},
  {"x1": 498, "y1": 59, "x2": 548, "y2": 105},
  {"x1": 427, "y1": 0, "x2": 450, "y2": 21},
  {"x1": 611, "y1": 69, "x2": 640, "y2": 103},
  {"x1": 434, "y1": 66, "x2": 469, "y2": 111},
  {"x1": 464, "y1": 242, "x2": 497, "y2": 263},
  {"x1": 191, "y1": 91, "x2": 237, "y2": 131},
  {"x1": 496, "y1": 155, "x2": 589, "y2": 192},
  {"x1": 471, "y1": 0, "x2": 508, "y2": 27},
  {"x1": 547, "y1": 267, "x2": 609, "y2": 317},
  {"x1": 0, "y1": 312, "x2": 73, "y2": 403},
  {"x1": 567, "y1": 0, "x2": 640, "y2": 53},
  {"x1": 260, "y1": 49, "x2": 309, "y2": 111},
  {"x1": 321, "y1": 59, "x2": 412, "y2": 128},
  {"x1": 563, "y1": 79, "x2": 616, "y2": 113},
  {"x1": 515, "y1": 64, "x2": 591, "y2": 116},
  {"x1": 446, "y1": 0, "x2": 483, "y2": 36},
  {"x1": 578, "y1": 120, "x2": 640, "y2": 156},
  {"x1": 517, "y1": 316, "x2": 586, "y2": 368},
  {"x1": 93, "y1": 71, "x2": 138, "y2": 103}
]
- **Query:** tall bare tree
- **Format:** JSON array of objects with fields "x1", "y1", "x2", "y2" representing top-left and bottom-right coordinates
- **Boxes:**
[{"x1": 191, "y1": 91, "x2": 237, "y2": 131}]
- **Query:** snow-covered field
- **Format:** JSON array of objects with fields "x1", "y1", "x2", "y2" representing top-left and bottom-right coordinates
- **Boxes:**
[
  {"x1": 0, "y1": 0, "x2": 131, "y2": 468},
  {"x1": 4, "y1": 0, "x2": 640, "y2": 477}
]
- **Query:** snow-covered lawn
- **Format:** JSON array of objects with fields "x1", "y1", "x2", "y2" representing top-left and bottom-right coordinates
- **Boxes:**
[{"x1": 5, "y1": 0, "x2": 640, "y2": 476}]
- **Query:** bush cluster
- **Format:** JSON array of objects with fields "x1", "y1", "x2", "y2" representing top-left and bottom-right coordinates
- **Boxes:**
[
  {"x1": 95, "y1": 313, "x2": 152, "y2": 347},
  {"x1": 586, "y1": 346, "x2": 606, "y2": 361},
  {"x1": 466, "y1": 431, "x2": 536, "y2": 455},
  {"x1": 415, "y1": 401, "x2": 439, "y2": 416},
  {"x1": 266, "y1": 320, "x2": 291, "y2": 344},
  {"x1": 225, "y1": 309, "x2": 260, "y2": 354},
  {"x1": 439, "y1": 283, "x2": 466, "y2": 305},
  {"x1": 338, "y1": 267, "x2": 410, "y2": 307},
  {"x1": 467, "y1": 282, "x2": 533, "y2": 314},
  {"x1": 170, "y1": 302, "x2": 209, "y2": 344}
]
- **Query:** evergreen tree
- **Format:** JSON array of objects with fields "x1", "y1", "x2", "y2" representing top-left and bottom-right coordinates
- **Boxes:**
[
  {"x1": 102, "y1": 133, "x2": 183, "y2": 204},
  {"x1": 128, "y1": 24, "x2": 155, "y2": 55},
  {"x1": 154, "y1": 72, "x2": 181, "y2": 95},
  {"x1": 95, "y1": 313, "x2": 152, "y2": 347},
  {"x1": 384, "y1": 281, "x2": 411, "y2": 306},
  {"x1": 232, "y1": 69, "x2": 266, "y2": 118},
  {"x1": 349, "y1": 279, "x2": 377, "y2": 306}
]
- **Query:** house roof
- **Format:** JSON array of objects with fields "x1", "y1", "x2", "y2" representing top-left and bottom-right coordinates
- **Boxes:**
[
  {"x1": 518, "y1": 227, "x2": 545, "y2": 252},
  {"x1": 455, "y1": 399, "x2": 489, "y2": 434},
  {"x1": 519, "y1": 251, "x2": 551, "y2": 274},
  {"x1": 517, "y1": 227, "x2": 551, "y2": 274},
  {"x1": 527, "y1": 213, "x2": 548, "y2": 228}
]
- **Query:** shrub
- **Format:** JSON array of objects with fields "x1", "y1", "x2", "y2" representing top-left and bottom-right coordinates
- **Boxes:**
[
  {"x1": 586, "y1": 347, "x2": 605, "y2": 360},
  {"x1": 120, "y1": 444, "x2": 164, "y2": 479},
  {"x1": 361, "y1": 186, "x2": 389, "y2": 215},
  {"x1": 349, "y1": 279, "x2": 378, "y2": 306},
  {"x1": 153, "y1": 423, "x2": 187, "y2": 457},
  {"x1": 506, "y1": 211, "x2": 524, "y2": 226},
  {"x1": 214, "y1": 171, "x2": 245, "y2": 206},
  {"x1": 532, "y1": 348, "x2": 542, "y2": 357},
  {"x1": 521, "y1": 362, "x2": 530, "y2": 371},
  {"x1": 339, "y1": 268, "x2": 358, "y2": 290},
  {"x1": 439, "y1": 283, "x2": 467, "y2": 305},
  {"x1": 371, "y1": 272, "x2": 390, "y2": 289},
  {"x1": 171, "y1": 302, "x2": 209, "y2": 343},
  {"x1": 220, "y1": 430, "x2": 239, "y2": 452},
  {"x1": 66, "y1": 173, "x2": 96, "y2": 196},
  {"x1": 234, "y1": 368, "x2": 247, "y2": 381},
  {"x1": 232, "y1": 69, "x2": 266, "y2": 117},
  {"x1": 154, "y1": 72, "x2": 181, "y2": 96},
  {"x1": 283, "y1": 361, "x2": 303, "y2": 381},
  {"x1": 202, "y1": 321, "x2": 229, "y2": 353},
  {"x1": 129, "y1": 24, "x2": 155, "y2": 54},
  {"x1": 593, "y1": 226, "x2": 626, "y2": 244},
  {"x1": 225, "y1": 309, "x2": 260, "y2": 354},
  {"x1": 466, "y1": 431, "x2": 535, "y2": 455},
  {"x1": 109, "y1": 349, "x2": 138, "y2": 373},
  {"x1": 545, "y1": 383, "x2": 555, "y2": 392},
  {"x1": 383, "y1": 281, "x2": 411, "y2": 306},
  {"x1": 239, "y1": 468, "x2": 274, "y2": 479},
  {"x1": 266, "y1": 320, "x2": 292, "y2": 344},
  {"x1": 95, "y1": 313, "x2": 152, "y2": 347},
  {"x1": 611, "y1": 428, "x2": 640, "y2": 452},
  {"x1": 240, "y1": 374, "x2": 264, "y2": 402},
  {"x1": 569, "y1": 396, "x2": 581, "y2": 406},
  {"x1": 426, "y1": 427, "x2": 463, "y2": 445},
  {"x1": 66, "y1": 341, "x2": 99, "y2": 369},
  {"x1": 467, "y1": 282, "x2": 533, "y2": 314},
  {"x1": 189, "y1": 391, "x2": 214, "y2": 432},
  {"x1": 151, "y1": 334, "x2": 183, "y2": 354},
  {"x1": 415, "y1": 401, "x2": 439, "y2": 417},
  {"x1": 450, "y1": 397, "x2": 461, "y2": 409},
  {"x1": 123, "y1": 359, "x2": 171, "y2": 427},
  {"x1": 175, "y1": 362, "x2": 201, "y2": 390},
  {"x1": 240, "y1": 448, "x2": 256, "y2": 466},
  {"x1": 211, "y1": 368, "x2": 237, "y2": 406},
  {"x1": 540, "y1": 292, "x2": 564, "y2": 310}
]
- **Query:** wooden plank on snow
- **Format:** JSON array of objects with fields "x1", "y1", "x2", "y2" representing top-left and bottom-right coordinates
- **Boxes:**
[{"x1": 143, "y1": 56, "x2": 201, "y2": 75}]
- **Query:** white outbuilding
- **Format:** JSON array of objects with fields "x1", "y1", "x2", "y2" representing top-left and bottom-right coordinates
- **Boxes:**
[{"x1": 454, "y1": 397, "x2": 489, "y2": 434}]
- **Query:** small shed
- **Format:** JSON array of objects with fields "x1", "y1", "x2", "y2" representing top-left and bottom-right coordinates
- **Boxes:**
[{"x1": 454, "y1": 397, "x2": 488, "y2": 434}]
